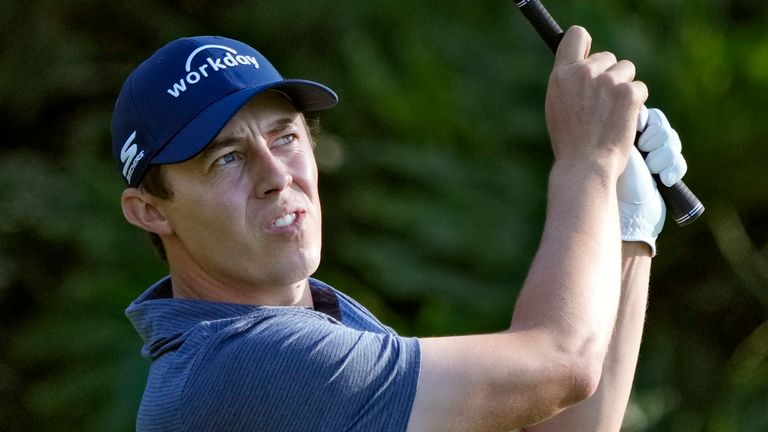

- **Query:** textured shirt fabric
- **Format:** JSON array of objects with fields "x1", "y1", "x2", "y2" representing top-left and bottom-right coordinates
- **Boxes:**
[{"x1": 125, "y1": 277, "x2": 421, "y2": 432}]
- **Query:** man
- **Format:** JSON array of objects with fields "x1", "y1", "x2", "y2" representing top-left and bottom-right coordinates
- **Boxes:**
[{"x1": 114, "y1": 27, "x2": 686, "y2": 431}]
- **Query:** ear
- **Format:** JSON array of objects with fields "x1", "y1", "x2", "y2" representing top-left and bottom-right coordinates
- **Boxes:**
[{"x1": 121, "y1": 188, "x2": 173, "y2": 236}]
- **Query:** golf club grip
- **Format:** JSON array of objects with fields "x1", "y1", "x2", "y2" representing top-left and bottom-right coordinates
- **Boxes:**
[
  {"x1": 515, "y1": 0, "x2": 705, "y2": 226},
  {"x1": 516, "y1": 0, "x2": 563, "y2": 53}
]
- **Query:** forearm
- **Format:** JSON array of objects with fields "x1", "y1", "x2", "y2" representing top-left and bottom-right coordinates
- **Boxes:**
[
  {"x1": 524, "y1": 241, "x2": 652, "y2": 432},
  {"x1": 406, "y1": 28, "x2": 651, "y2": 432},
  {"x1": 510, "y1": 161, "x2": 623, "y2": 367}
]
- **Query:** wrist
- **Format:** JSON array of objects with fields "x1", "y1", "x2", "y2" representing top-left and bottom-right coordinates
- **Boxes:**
[
  {"x1": 549, "y1": 159, "x2": 620, "y2": 195},
  {"x1": 621, "y1": 240, "x2": 653, "y2": 258},
  {"x1": 619, "y1": 213, "x2": 658, "y2": 257},
  {"x1": 545, "y1": 160, "x2": 621, "y2": 242},
  {"x1": 550, "y1": 136, "x2": 630, "y2": 179}
]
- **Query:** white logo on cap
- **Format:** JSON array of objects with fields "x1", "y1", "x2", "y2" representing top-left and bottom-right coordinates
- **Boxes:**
[
  {"x1": 121, "y1": 131, "x2": 145, "y2": 183},
  {"x1": 166, "y1": 44, "x2": 261, "y2": 98}
]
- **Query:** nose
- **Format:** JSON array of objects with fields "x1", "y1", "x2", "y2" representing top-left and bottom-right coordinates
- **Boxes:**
[{"x1": 252, "y1": 150, "x2": 292, "y2": 198}]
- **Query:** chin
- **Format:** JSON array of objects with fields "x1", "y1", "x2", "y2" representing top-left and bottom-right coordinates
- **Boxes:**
[
  {"x1": 298, "y1": 247, "x2": 322, "y2": 278},
  {"x1": 297, "y1": 234, "x2": 322, "y2": 276},
  {"x1": 269, "y1": 247, "x2": 321, "y2": 285}
]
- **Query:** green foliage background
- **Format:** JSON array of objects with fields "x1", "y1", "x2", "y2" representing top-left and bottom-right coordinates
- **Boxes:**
[{"x1": 1, "y1": 0, "x2": 767, "y2": 430}]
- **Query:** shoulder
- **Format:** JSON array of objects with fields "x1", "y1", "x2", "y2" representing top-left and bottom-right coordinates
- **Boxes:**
[
  {"x1": 310, "y1": 277, "x2": 398, "y2": 334},
  {"x1": 180, "y1": 307, "x2": 421, "y2": 430},
  {"x1": 191, "y1": 306, "x2": 417, "y2": 382}
]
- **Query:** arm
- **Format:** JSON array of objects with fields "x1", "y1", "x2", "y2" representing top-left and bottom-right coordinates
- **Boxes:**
[
  {"x1": 520, "y1": 106, "x2": 688, "y2": 432},
  {"x1": 406, "y1": 26, "x2": 648, "y2": 432},
  {"x1": 522, "y1": 241, "x2": 651, "y2": 432}
]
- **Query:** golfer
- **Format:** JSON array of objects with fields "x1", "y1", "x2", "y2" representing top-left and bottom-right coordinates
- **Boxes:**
[{"x1": 115, "y1": 27, "x2": 686, "y2": 431}]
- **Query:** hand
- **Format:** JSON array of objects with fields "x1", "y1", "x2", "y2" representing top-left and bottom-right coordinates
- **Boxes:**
[
  {"x1": 545, "y1": 26, "x2": 648, "y2": 178},
  {"x1": 618, "y1": 107, "x2": 687, "y2": 255}
]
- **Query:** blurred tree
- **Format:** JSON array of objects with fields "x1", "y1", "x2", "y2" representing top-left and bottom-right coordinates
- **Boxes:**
[{"x1": 0, "y1": 0, "x2": 766, "y2": 430}]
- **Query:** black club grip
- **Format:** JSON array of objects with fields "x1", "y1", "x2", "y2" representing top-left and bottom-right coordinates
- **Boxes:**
[
  {"x1": 653, "y1": 173, "x2": 705, "y2": 226},
  {"x1": 515, "y1": 0, "x2": 704, "y2": 226},
  {"x1": 516, "y1": 0, "x2": 563, "y2": 53}
]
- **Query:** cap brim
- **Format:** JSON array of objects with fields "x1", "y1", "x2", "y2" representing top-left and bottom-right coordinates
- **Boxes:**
[
  {"x1": 152, "y1": 80, "x2": 337, "y2": 165},
  {"x1": 274, "y1": 79, "x2": 338, "y2": 112}
]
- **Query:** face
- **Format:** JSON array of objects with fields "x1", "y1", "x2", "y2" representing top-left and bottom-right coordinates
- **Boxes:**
[{"x1": 157, "y1": 91, "x2": 322, "y2": 292}]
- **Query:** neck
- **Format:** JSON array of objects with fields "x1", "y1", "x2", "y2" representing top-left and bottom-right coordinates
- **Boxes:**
[
  {"x1": 162, "y1": 238, "x2": 314, "y2": 307},
  {"x1": 170, "y1": 269, "x2": 314, "y2": 307}
]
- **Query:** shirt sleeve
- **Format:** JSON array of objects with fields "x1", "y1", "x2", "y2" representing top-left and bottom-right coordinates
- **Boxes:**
[{"x1": 179, "y1": 309, "x2": 421, "y2": 432}]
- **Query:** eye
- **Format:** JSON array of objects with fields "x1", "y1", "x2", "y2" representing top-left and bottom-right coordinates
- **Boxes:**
[
  {"x1": 212, "y1": 151, "x2": 242, "y2": 167},
  {"x1": 273, "y1": 134, "x2": 297, "y2": 147}
]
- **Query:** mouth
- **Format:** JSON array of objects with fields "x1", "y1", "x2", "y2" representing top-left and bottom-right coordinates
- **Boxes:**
[
  {"x1": 273, "y1": 212, "x2": 298, "y2": 228},
  {"x1": 267, "y1": 209, "x2": 306, "y2": 233}
]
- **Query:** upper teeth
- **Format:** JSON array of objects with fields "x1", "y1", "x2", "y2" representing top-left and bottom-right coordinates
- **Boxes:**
[{"x1": 274, "y1": 212, "x2": 297, "y2": 227}]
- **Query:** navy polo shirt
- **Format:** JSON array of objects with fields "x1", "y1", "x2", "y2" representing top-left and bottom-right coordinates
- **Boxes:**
[{"x1": 126, "y1": 277, "x2": 420, "y2": 431}]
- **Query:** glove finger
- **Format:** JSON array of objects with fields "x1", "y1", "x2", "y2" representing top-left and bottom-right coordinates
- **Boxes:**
[
  {"x1": 636, "y1": 105, "x2": 649, "y2": 132},
  {"x1": 644, "y1": 129, "x2": 682, "y2": 172},
  {"x1": 659, "y1": 155, "x2": 688, "y2": 186},
  {"x1": 666, "y1": 128, "x2": 682, "y2": 152},
  {"x1": 637, "y1": 108, "x2": 671, "y2": 152},
  {"x1": 618, "y1": 147, "x2": 656, "y2": 204}
]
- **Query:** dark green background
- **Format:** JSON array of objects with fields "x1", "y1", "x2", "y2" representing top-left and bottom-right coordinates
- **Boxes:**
[{"x1": 1, "y1": 0, "x2": 766, "y2": 430}]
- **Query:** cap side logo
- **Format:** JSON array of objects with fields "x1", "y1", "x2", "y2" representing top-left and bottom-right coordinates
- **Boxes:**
[
  {"x1": 120, "y1": 131, "x2": 145, "y2": 184},
  {"x1": 166, "y1": 44, "x2": 261, "y2": 98}
]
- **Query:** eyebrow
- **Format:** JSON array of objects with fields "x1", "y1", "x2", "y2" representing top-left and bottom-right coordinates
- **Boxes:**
[
  {"x1": 264, "y1": 117, "x2": 300, "y2": 135},
  {"x1": 201, "y1": 116, "x2": 301, "y2": 158},
  {"x1": 200, "y1": 135, "x2": 243, "y2": 160}
]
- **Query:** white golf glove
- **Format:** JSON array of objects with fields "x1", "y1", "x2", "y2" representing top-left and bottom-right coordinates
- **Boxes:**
[{"x1": 618, "y1": 107, "x2": 688, "y2": 256}]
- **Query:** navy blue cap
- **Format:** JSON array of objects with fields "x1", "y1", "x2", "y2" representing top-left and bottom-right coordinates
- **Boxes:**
[{"x1": 111, "y1": 35, "x2": 338, "y2": 187}]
